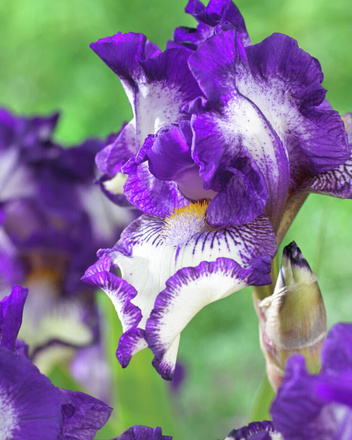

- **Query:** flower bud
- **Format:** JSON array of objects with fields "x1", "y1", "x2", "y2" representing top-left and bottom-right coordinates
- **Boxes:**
[{"x1": 258, "y1": 241, "x2": 327, "y2": 390}]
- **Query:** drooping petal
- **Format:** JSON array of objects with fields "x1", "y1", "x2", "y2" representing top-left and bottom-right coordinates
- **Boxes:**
[
  {"x1": 146, "y1": 257, "x2": 272, "y2": 379},
  {"x1": 84, "y1": 210, "x2": 276, "y2": 374}
]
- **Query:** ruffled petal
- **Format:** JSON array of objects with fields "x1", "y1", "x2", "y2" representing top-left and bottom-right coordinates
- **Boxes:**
[
  {"x1": 172, "y1": 0, "x2": 251, "y2": 50},
  {"x1": 225, "y1": 421, "x2": 281, "y2": 440},
  {"x1": 85, "y1": 211, "x2": 276, "y2": 373},
  {"x1": 243, "y1": 33, "x2": 349, "y2": 177},
  {"x1": 188, "y1": 29, "x2": 290, "y2": 228},
  {"x1": 82, "y1": 256, "x2": 142, "y2": 333}
]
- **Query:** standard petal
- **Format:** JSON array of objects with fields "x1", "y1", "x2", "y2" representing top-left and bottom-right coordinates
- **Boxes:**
[
  {"x1": 242, "y1": 33, "x2": 349, "y2": 177},
  {"x1": 91, "y1": 33, "x2": 202, "y2": 153},
  {"x1": 172, "y1": 0, "x2": 251, "y2": 50},
  {"x1": 146, "y1": 257, "x2": 272, "y2": 379},
  {"x1": 189, "y1": 29, "x2": 290, "y2": 228}
]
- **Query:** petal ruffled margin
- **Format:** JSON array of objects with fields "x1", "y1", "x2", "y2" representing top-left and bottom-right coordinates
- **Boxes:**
[{"x1": 83, "y1": 213, "x2": 276, "y2": 378}]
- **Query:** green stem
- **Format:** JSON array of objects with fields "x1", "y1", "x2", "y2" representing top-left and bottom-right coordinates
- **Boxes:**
[{"x1": 249, "y1": 374, "x2": 275, "y2": 422}]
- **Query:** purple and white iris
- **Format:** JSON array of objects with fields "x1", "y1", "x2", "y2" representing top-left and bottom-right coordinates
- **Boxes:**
[
  {"x1": 0, "y1": 285, "x2": 112, "y2": 440},
  {"x1": 85, "y1": 0, "x2": 352, "y2": 380},
  {"x1": 0, "y1": 109, "x2": 135, "y2": 366}
]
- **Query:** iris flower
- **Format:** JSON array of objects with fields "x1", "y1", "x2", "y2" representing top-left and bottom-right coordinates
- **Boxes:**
[
  {"x1": 84, "y1": 0, "x2": 352, "y2": 379},
  {"x1": 0, "y1": 109, "x2": 135, "y2": 368},
  {"x1": 0, "y1": 285, "x2": 112, "y2": 440}
]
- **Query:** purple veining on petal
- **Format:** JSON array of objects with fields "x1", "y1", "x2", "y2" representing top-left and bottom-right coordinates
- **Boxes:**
[{"x1": 117, "y1": 327, "x2": 147, "y2": 368}]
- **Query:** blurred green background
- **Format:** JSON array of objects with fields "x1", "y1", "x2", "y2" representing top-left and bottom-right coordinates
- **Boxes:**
[{"x1": 1, "y1": 0, "x2": 352, "y2": 439}]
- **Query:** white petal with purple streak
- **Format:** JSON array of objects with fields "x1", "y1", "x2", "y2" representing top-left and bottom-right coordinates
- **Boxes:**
[{"x1": 146, "y1": 258, "x2": 269, "y2": 379}]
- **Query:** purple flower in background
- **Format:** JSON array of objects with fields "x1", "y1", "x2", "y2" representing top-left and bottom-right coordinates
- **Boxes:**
[
  {"x1": 85, "y1": 0, "x2": 352, "y2": 380},
  {"x1": 0, "y1": 285, "x2": 112, "y2": 440},
  {"x1": 224, "y1": 421, "x2": 281, "y2": 440},
  {"x1": 112, "y1": 425, "x2": 172, "y2": 440},
  {"x1": 271, "y1": 323, "x2": 352, "y2": 440},
  {"x1": 0, "y1": 109, "x2": 135, "y2": 368}
]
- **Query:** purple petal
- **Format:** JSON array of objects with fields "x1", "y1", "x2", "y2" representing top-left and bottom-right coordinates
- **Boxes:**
[
  {"x1": 113, "y1": 425, "x2": 172, "y2": 440},
  {"x1": 172, "y1": 0, "x2": 251, "y2": 50},
  {"x1": 271, "y1": 355, "x2": 352, "y2": 440},
  {"x1": 0, "y1": 346, "x2": 62, "y2": 439},
  {"x1": 189, "y1": 29, "x2": 290, "y2": 228},
  {"x1": 82, "y1": 257, "x2": 142, "y2": 333},
  {"x1": 225, "y1": 421, "x2": 279, "y2": 440},
  {"x1": 321, "y1": 323, "x2": 352, "y2": 378},
  {"x1": 0, "y1": 285, "x2": 28, "y2": 351},
  {"x1": 244, "y1": 33, "x2": 349, "y2": 178},
  {"x1": 123, "y1": 162, "x2": 188, "y2": 216},
  {"x1": 57, "y1": 389, "x2": 112, "y2": 440}
]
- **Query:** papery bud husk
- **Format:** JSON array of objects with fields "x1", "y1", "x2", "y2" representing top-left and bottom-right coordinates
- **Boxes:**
[{"x1": 258, "y1": 242, "x2": 327, "y2": 390}]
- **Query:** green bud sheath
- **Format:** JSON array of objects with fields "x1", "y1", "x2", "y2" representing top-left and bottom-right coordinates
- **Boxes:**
[{"x1": 258, "y1": 242, "x2": 327, "y2": 390}]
